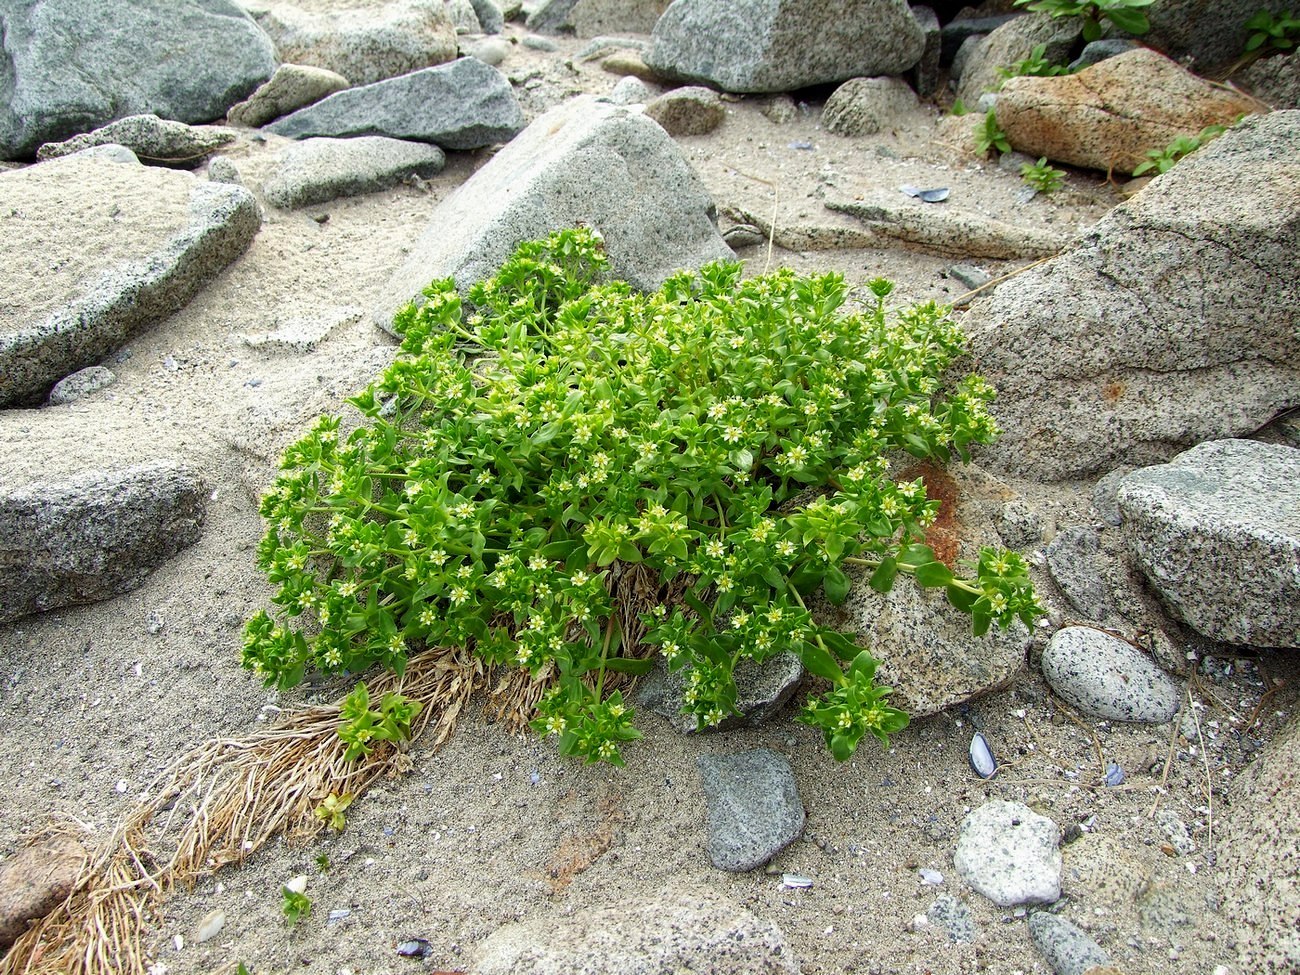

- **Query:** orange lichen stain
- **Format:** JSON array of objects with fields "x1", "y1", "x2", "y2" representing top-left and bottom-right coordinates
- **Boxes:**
[
  {"x1": 900, "y1": 461, "x2": 962, "y2": 568},
  {"x1": 1102, "y1": 380, "x2": 1126, "y2": 403}
]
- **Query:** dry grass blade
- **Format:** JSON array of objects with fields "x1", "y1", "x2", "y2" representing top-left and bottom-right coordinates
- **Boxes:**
[{"x1": 0, "y1": 647, "x2": 481, "y2": 975}]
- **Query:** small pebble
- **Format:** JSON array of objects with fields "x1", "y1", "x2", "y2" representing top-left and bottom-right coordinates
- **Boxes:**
[
  {"x1": 788, "y1": 140, "x2": 814, "y2": 150},
  {"x1": 194, "y1": 908, "x2": 225, "y2": 943},
  {"x1": 781, "y1": 873, "x2": 814, "y2": 889},
  {"x1": 1104, "y1": 762, "x2": 1125, "y2": 786},
  {"x1": 284, "y1": 875, "x2": 308, "y2": 895},
  {"x1": 919, "y1": 868, "x2": 944, "y2": 885}
]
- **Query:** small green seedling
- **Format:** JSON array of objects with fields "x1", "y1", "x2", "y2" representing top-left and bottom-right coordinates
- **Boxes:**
[
  {"x1": 1131, "y1": 124, "x2": 1227, "y2": 176},
  {"x1": 1020, "y1": 157, "x2": 1067, "y2": 193},
  {"x1": 1244, "y1": 8, "x2": 1300, "y2": 53},
  {"x1": 281, "y1": 888, "x2": 312, "y2": 926},
  {"x1": 314, "y1": 792, "x2": 353, "y2": 831},
  {"x1": 997, "y1": 44, "x2": 1072, "y2": 83},
  {"x1": 975, "y1": 110, "x2": 1011, "y2": 155}
]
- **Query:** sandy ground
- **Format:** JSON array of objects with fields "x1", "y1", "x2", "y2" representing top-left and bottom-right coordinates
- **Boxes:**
[{"x1": 1, "y1": 19, "x2": 1296, "y2": 975}]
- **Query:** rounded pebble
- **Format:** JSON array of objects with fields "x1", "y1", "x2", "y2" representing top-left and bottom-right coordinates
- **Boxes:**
[
  {"x1": 953, "y1": 800, "x2": 1062, "y2": 907},
  {"x1": 1042, "y1": 627, "x2": 1180, "y2": 723}
]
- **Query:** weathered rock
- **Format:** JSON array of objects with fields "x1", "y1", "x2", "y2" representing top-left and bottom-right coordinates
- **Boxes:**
[
  {"x1": 263, "y1": 136, "x2": 446, "y2": 209},
  {"x1": 1219, "y1": 709, "x2": 1300, "y2": 972},
  {"x1": 46, "y1": 366, "x2": 116, "y2": 406},
  {"x1": 954, "y1": 800, "x2": 1062, "y2": 907},
  {"x1": 470, "y1": 0, "x2": 506, "y2": 33},
  {"x1": 646, "y1": 0, "x2": 925, "y2": 94},
  {"x1": 0, "y1": 836, "x2": 86, "y2": 951},
  {"x1": 635, "y1": 652, "x2": 803, "y2": 733},
  {"x1": 824, "y1": 192, "x2": 1070, "y2": 259},
  {"x1": 940, "y1": 13, "x2": 1018, "y2": 66},
  {"x1": 227, "y1": 64, "x2": 352, "y2": 128},
  {"x1": 1067, "y1": 38, "x2": 1140, "y2": 72},
  {"x1": 1029, "y1": 912, "x2": 1112, "y2": 975},
  {"x1": 469, "y1": 889, "x2": 801, "y2": 974},
  {"x1": 995, "y1": 49, "x2": 1261, "y2": 174},
  {"x1": 0, "y1": 459, "x2": 208, "y2": 623},
  {"x1": 374, "y1": 95, "x2": 732, "y2": 328},
  {"x1": 956, "y1": 11, "x2": 1080, "y2": 107},
  {"x1": 570, "y1": 0, "x2": 671, "y2": 37},
  {"x1": 1145, "y1": 0, "x2": 1294, "y2": 75},
  {"x1": 1239, "y1": 49, "x2": 1300, "y2": 110},
  {"x1": 823, "y1": 77, "x2": 919, "y2": 137},
  {"x1": 600, "y1": 52, "x2": 659, "y2": 81},
  {"x1": 644, "y1": 86, "x2": 726, "y2": 136},
  {"x1": 0, "y1": 149, "x2": 261, "y2": 407},
  {"x1": 0, "y1": 0, "x2": 275, "y2": 160},
  {"x1": 698, "y1": 749, "x2": 805, "y2": 872},
  {"x1": 447, "y1": 0, "x2": 484, "y2": 32},
  {"x1": 1118, "y1": 440, "x2": 1300, "y2": 649},
  {"x1": 266, "y1": 58, "x2": 524, "y2": 150},
  {"x1": 1042, "y1": 627, "x2": 1180, "y2": 722},
  {"x1": 36, "y1": 116, "x2": 237, "y2": 168},
  {"x1": 251, "y1": 0, "x2": 457, "y2": 86},
  {"x1": 525, "y1": 0, "x2": 580, "y2": 33},
  {"x1": 239, "y1": 306, "x2": 364, "y2": 354},
  {"x1": 961, "y1": 111, "x2": 1300, "y2": 480},
  {"x1": 461, "y1": 35, "x2": 514, "y2": 66},
  {"x1": 909, "y1": 5, "x2": 942, "y2": 98},
  {"x1": 207, "y1": 156, "x2": 243, "y2": 185},
  {"x1": 927, "y1": 894, "x2": 976, "y2": 943},
  {"x1": 607, "y1": 76, "x2": 656, "y2": 105},
  {"x1": 1045, "y1": 527, "x2": 1120, "y2": 624}
]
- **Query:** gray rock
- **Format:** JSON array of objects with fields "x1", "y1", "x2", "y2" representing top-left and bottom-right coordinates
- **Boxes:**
[
  {"x1": 822, "y1": 77, "x2": 919, "y2": 137},
  {"x1": 940, "y1": 13, "x2": 1018, "y2": 65},
  {"x1": 910, "y1": 6, "x2": 942, "y2": 98},
  {"x1": 1028, "y1": 912, "x2": 1111, "y2": 975},
  {"x1": 239, "y1": 306, "x2": 364, "y2": 354},
  {"x1": 526, "y1": 0, "x2": 580, "y2": 33},
  {"x1": 227, "y1": 64, "x2": 352, "y2": 128},
  {"x1": 1155, "y1": 808, "x2": 1195, "y2": 855},
  {"x1": 950, "y1": 34, "x2": 989, "y2": 87},
  {"x1": 207, "y1": 156, "x2": 243, "y2": 185},
  {"x1": 646, "y1": 0, "x2": 925, "y2": 94},
  {"x1": 961, "y1": 111, "x2": 1300, "y2": 481},
  {"x1": 461, "y1": 36, "x2": 514, "y2": 67},
  {"x1": 1219, "y1": 709, "x2": 1300, "y2": 972},
  {"x1": 635, "y1": 652, "x2": 803, "y2": 733},
  {"x1": 266, "y1": 58, "x2": 524, "y2": 151},
  {"x1": 1045, "y1": 527, "x2": 1119, "y2": 623},
  {"x1": 373, "y1": 95, "x2": 732, "y2": 329},
  {"x1": 1146, "y1": 0, "x2": 1294, "y2": 75},
  {"x1": 469, "y1": 0, "x2": 506, "y2": 33},
  {"x1": 956, "y1": 11, "x2": 1080, "y2": 106},
  {"x1": 469, "y1": 889, "x2": 801, "y2": 974},
  {"x1": 570, "y1": 0, "x2": 671, "y2": 38},
  {"x1": 644, "y1": 86, "x2": 726, "y2": 136},
  {"x1": 0, "y1": 460, "x2": 208, "y2": 623},
  {"x1": 927, "y1": 894, "x2": 976, "y2": 943},
  {"x1": 0, "y1": 149, "x2": 261, "y2": 407},
  {"x1": 1240, "y1": 48, "x2": 1300, "y2": 110},
  {"x1": 995, "y1": 497, "x2": 1043, "y2": 550},
  {"x1": 607, "y1": 76, "x2": 655, "y2": 105},
  {"x1": 1041, "y1": 626, "x2": 1180, "y2": 722},
  {"x1": 698, "y1": 749, "x2": 805, "y2": 872},
  {"x1": 953, "y1": 800, "x2": 1062, "y2": 907},
  {"x1": 36, "y1": 115, "x2": 237, "y2": 168},
  {"x1": 1118, "y1": 439, "x2": 1300, "y2": 648},
  {"x1": 46, "y1": 366, "x2": 116, "y2": 406},
  {"x1": 263, "y1": 136, "x2": 446, "y2": 209},
  {"x1": 1091, "y1": 467, "x2": 1133, "y2": 527},
  {"x1": 759, "y1": 94, "x2": 799, "y2": 123},
  {"x1": 251, "y1": 0, "x2": 458, "y2": 86},
  {"x1": 0, "y1": 0, "x2": 275, "y2": 160},
  {"x1": 447, "y1": 0, "x2": 484, "y2": 33},
  {"x1": 1067, "y1": 38, "x2": 1140, "y2": 72},
  {"x1": 723, "y1": 224, "x2": 767, "y2": 247},
  {"x1": 949, "y1": 263, "x2": 991, "y2": 291}
]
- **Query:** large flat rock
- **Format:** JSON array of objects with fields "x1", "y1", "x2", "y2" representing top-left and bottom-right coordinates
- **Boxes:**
[
  {"x1": 0, "y1": 0, "x2": 275, "y2": 160},
  {"x1": 961, "y1": 110, "x2": 1300, "y2": 480},
  {"x1": 374, "y1": 95, "x2": 733, "y2": 330},
  {"x1": 0, "y1": 148, "x2": 261, "y2": 407}
]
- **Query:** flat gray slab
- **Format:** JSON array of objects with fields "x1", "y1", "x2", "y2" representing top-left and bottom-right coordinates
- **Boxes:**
[
  {"x1": 953, "y1": 800, "x2": 1061, "y2": 907},
  {"x1": 0, "y1": 0, "x2": 274, "y2": 159},
  {"x1": 265, "y1": 59, "x2": 524, "y2": 151},
  {"x1": 36, "y1": 115, "x2": 237, "y2": 167},
  {"x1": 1119, "y1": 439, "x2": 1300, "y2": 649},
  {"x1": 0, "y1": 148, "x2": 261, "y2": 406},
  {"x1": 698, "y1": 749, "x2": 805, "y2": 872},
  {"x1": 262, "y1": 136, "x2": 446, "y2": 209},
  {"x1": 374, "y1": 94, "x2": 733, "y2": 330}
]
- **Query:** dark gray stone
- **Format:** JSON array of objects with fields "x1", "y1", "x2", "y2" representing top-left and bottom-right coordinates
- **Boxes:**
[
  {"x1": 927, "y1": 894, "x2": 976, "y2": 943},
  {"x1": 953, "y1": 800, "x2": 1061, "y2": 907},
  {"x1": 956, "y1": 11, "x2": 1081, "y2": 106},
  {"x1": 1146, "y1": 0, "x2": 1293, "y2": 75},
  {"x1": 910, "y1": 5, "x2": 942, "y2": 98},
  {"x1": 46, "y1": 366, "x2": 116, "y2": 406},
  {"x1": 698, "y1": 749, "x2": 805, "y2": 872},
  {"x1": 646, "y1": 0, "x2": 925, "y2": 94},
  {"x1": 949, "y1": 263, "x2": 991, "y2": 291},
  {"x1": 470, "y1": 0, "x2": 506, "y2": 33},
  {"x1": 263, "y1": 136, "x2": 446, "y2": 209},
  {"x1": 1028, "y1": 912, "x2": 1111, "y2": 975},
  {"x1": 373, "y1": 95, "x2": 732, "y2": 329},
  {"x1": 0, "y1": 0, "x2": 274, "y2": 160},
  {"x1": 36, "y1": 115, "x2": 237, "y2": 168},
  {"x1": 0, "y1": 149, "x2": 261, "y2": 407},
  {"x1": 526, "y1": 0, "x2": 580, "y2": 33},
  {"x1": 0, "y1": 460, "x2": 208, "y2": 623},
  {"x1": 266, "y1": 58, "x2": 524, "y2": 151},
  {"x1": 995, "y1": 497, "x2": 1043, "y2": 550},
  {"x1": 1045, "y1": 527, "x2": 1119, "y2": 623},
  {"x1": 1118, "y1": 439, "x2": 1300, "y2": 649},
  {"x1": 940, "y1": 13, "x2": 1018, "y2": 65},
  {"x1": 570, "y1": 0, "x2": 670, "y2": 38},
  {"x1": 962, "y1": 111, "x2": 1300, "y2": 480},
  {"x1": 1041, "y1": 626, "x2": 1180, "y2": 722},
  {"x1": 1239, "y1": 48, "x2": 1300, "y2": 110},
  {"x1": 1067, "y1": 38, "x2": 1140, "y2": 72},
  {"x1": 635, "y1": 651, "x2": 803, "y2": 733},
  {"x1": 1091, "y1": 467, "x2": 1133, "y2": 527},
  {"x1": 822, "y1": 77, "x2": 919, "y2": 137}
]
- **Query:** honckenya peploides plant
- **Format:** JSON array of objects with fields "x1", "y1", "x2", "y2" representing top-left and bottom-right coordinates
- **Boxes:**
[{"x1": 243, "y1": 228, "x2": 1042, "y2": 765}]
